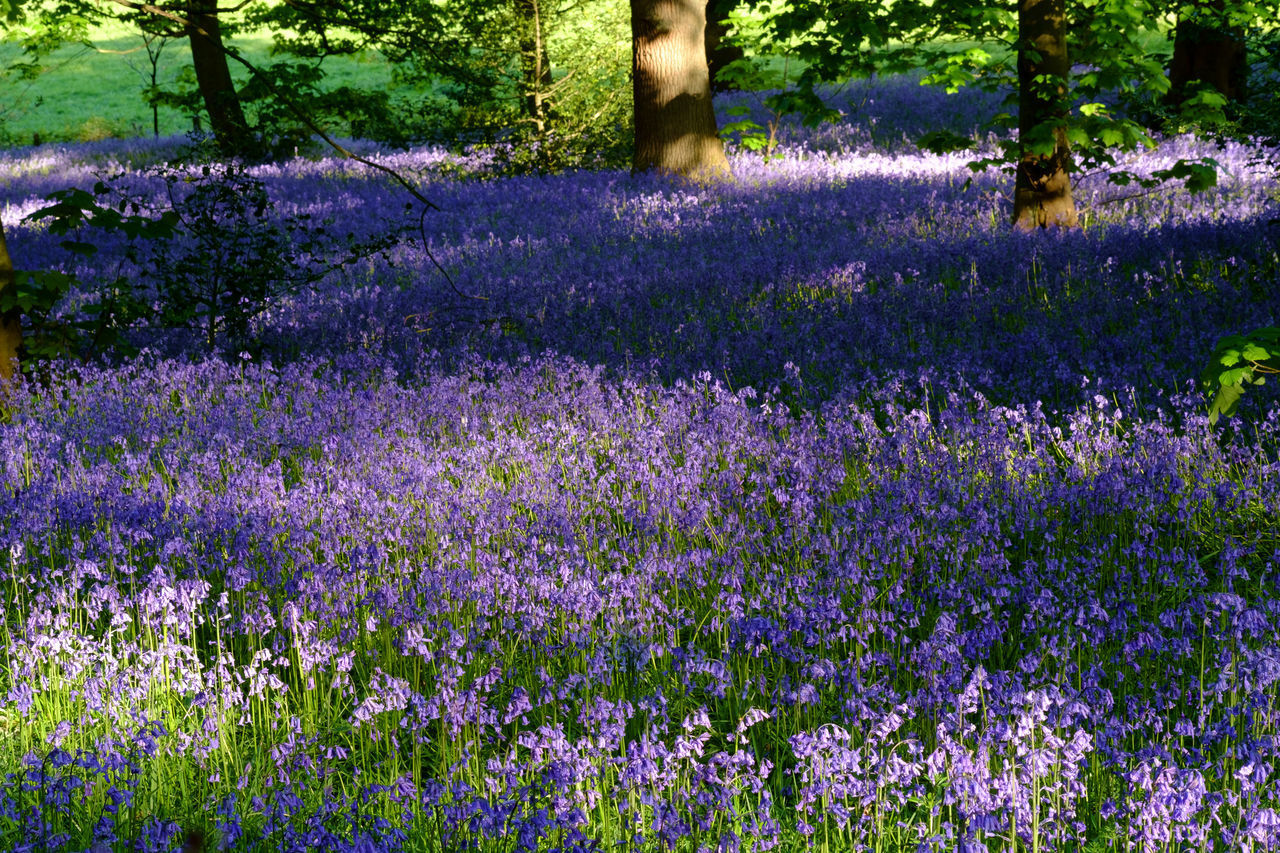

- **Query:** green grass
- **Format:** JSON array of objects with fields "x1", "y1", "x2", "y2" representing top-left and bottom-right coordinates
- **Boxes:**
[{"x1": 0, "y1": 20, "x2": 400, "y2": 144}]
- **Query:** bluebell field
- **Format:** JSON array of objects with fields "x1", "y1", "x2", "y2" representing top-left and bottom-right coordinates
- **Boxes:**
[{"x1": 0, "y1": 75, "x2": 1278, "y2": 852}]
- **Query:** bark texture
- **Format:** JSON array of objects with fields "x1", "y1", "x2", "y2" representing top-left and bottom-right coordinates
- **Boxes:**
[
  {"x1": 1166, "y1": 1, "x2": 1248, "y2": 106},
  {"x1": 632, "y1": 0, "x2": 731, "y2": 178},
  {"x1": 0, "y1": 221, "x2": 20, "y2": 384},
  {"x1": 1013, "y1": 0, "x2": 1078, "y2": 230},
  {"x1": 185, "y1": 0, "x2": 254, "y2": 156},
  {"x1": 516, "y1": 0, "x2": 554, "y2": 132}
]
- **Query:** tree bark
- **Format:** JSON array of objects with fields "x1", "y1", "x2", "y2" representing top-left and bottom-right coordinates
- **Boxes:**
[
  {"x1": 704, "y1": 0, "x2": 743, "y2": 92},
  {"x1": 185, "y1": 0, "x2": 254, "y2": 156},
  {"x1": 632, "y1": 0, "x2": 731, "y2": 178},
  {"x1": 0, "y1": 220, "x2": 21, "y2": 384},
  {"x1": 1013, "y1": 0, "x2": 1078, "y2": 230},
  {"x1": 1165, "y1": 1, "x2": 1248, "y2": 107},
  {"x1": 515, "y1": 0, "x2": 554, "y2": 133}
]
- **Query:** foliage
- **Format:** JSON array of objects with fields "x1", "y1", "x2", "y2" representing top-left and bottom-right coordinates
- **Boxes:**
[
  {"x1": 0, "y1": 18, "x2": 410, "y2": 144},
  {"x1": 252, "y1": 0, "x2": 632, "y2": 172},
  {"x1": 715, "y1": 2, "x2": 835, "y2": 158},
  {"x1": 15, "y1": 162, "x2": 405, "y2": 361},
  {"x1": 0, "y1": 187, "x2": 174, "y2": 366},
  {"x1": 1200, "y1": 326, "x2": 1280, "y2": 424},
  {"x1": 740, "y1": 0, "x2": 1280, "y2": 194},
  {"x1": 1242, "y1": 29, "x2": 1280, "y2": 147},
  {"x1": 0, "y1": 267, "x2": 146, "y2": 365},
  {"x1": 1172, "y1": 25, "x2": 1280, "y2": 178},
  {"x1": 1, "y1": 1, "x2": 435, "y2": 154},
  {"x1": 150, "y1": 59, "x2": 436, "y2": 156}
]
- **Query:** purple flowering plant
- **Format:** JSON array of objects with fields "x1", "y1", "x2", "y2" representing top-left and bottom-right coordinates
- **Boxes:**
[{"x1": 0, "y1": 74, "x2": 1277, "y2": 851}]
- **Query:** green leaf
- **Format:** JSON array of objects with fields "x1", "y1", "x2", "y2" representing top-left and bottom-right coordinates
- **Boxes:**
[
  {"x1": 58, "y1": 239, "x2": 98, "y2": 257},
  {"x1": 1202, "y1": 326, "x2": 1280, "y2": 424},
  {"x1": 1067, "y1": 126, "x2": 1094, "y2": 147},
  {"x1": 1183, "y1": 164, "x2": 1219, "y2": 194},
  {"x1": 1151, "y1": 158, "x2": 1220, "y2": 194},
  {"x1": 1207, "y1": 382, "x2": 1246, "y2": 425},
  {"x1": 916, "y1": 130, "x2": 973, "y2": 155},
  {"x1": 3, "y1": 271, "x2": 75, "y2": 314},
  {"x1": 1099, "y1": 127, "x2": 1126, "y2": 147},
  {"x1": 1220, "y1": 366, "x2": 1253, "y2": 387},
  {"x1": 1241, "y1": 343, "x2": 1274, "y2": 363}
]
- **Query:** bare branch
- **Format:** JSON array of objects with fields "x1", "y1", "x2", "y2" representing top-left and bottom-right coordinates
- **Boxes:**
[{"x1": 101, "y1": 0, "x2": 196, "y2": 32}]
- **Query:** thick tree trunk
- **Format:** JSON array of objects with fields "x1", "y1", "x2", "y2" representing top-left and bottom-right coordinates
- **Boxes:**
[
  {"x1": 0, "y1": 221, "x2": 20, "y2": 384},
  {"x1": 185, "y1": 0, "x2": 254, "y2": 156},
  {"x1": 1013, "y1": 0, "x2": 1078, "y2": 230},
  {"x1": 516, "y1": 0, "x2": 554, "y2": 133},
  {"x1": 632, "y1": 0, "x2": 731, "y2": 178},
  {"x1": 1165, "y1": 1, "x2": 1248, "y2": 107},
  {"x1": 704, "y1": 0, "x2": 744, "y2": 92}
]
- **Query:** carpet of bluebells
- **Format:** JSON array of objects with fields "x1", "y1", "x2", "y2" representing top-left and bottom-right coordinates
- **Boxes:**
[{"x1": 1, "y1": 76, "x2": 1279, "y2": 852}]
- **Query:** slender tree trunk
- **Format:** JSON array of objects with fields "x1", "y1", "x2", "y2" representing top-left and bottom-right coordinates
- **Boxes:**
[
  {"x1": 704, "y1": 0, "x2": 744, "y2": 92},
  {"x1": 516, "y1": 0, "x2": 554, "y2": 133},
  {"x1": 0, "y1": 221, "x2": 21, "y2": 384},
  {"x1": 1013, "y1": 0, "x2": 1078, "y2": 230},
  {"x1": 145, "y1": 33, "x2": 167, "y2": 138},
  {"x1": 185, "y1": 0, "x2": 254, "y2": 156},
  {"x1": 632, "y1": 0, "x2": 731, "y2": 178},
  {"x1": 1165, "y1": 0, "x2": 1248, "y2": 107}
]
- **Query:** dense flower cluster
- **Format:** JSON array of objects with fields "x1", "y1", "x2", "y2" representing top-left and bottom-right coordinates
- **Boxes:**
[{"x1": 0, "y1": 74, "x2": 1278, "y2": 851}]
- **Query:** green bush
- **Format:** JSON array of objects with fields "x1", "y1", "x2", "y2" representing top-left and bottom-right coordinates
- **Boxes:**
[{"x1": 11, "y1": 161, "x2": 405, "y2": 364}]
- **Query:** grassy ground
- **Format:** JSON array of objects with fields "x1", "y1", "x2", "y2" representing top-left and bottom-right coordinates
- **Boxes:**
[{"x1": 0, "y1": 20, "x2": 398, "y2": 144}]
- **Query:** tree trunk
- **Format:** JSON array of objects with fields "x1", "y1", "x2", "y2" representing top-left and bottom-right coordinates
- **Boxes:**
[
  {"x1": 0, "y1": 221, "x2": 21, "y2": 384},
  {"x1": 1013, "y1": 0, "x2": 1078, "y2": 230},
  {"x1": 704, "y1": 0, "x2": 744, "y2": 92},
  {"x1": 185, "y1": 0, "x2": 254, "y2": 156},
  {"x1": 516, "y1": 0, "x2": 554, "y2": 133},
  {"x1": 632, "y1": 0, "x2": 731, "y2": 178},
  {"x1": 1165, "y1": 1, "x2": 1248, "y2": 107}
]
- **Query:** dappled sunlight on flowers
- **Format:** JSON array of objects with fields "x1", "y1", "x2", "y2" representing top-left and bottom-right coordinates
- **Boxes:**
[{"x1": 0, "y1": 72, "x2": 1277, "y2": 850}]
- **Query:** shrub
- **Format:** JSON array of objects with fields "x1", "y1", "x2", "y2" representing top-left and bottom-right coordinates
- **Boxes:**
[{"x1": 12, "y1": 160, "x2": 406, "y2": 363}]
